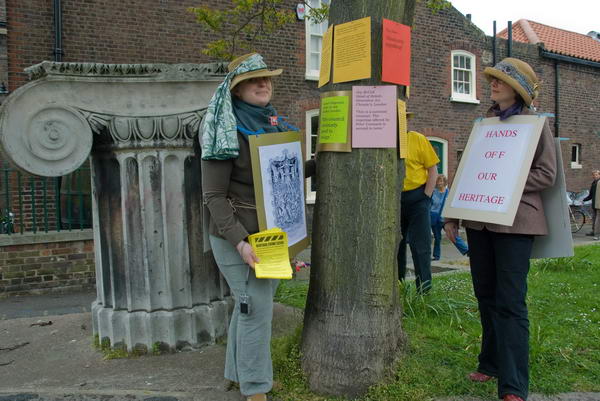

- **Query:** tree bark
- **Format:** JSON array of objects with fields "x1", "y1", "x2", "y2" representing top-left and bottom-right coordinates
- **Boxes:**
[{"x1": 301, "y1": 0, "x2": 415, "y2": 398}]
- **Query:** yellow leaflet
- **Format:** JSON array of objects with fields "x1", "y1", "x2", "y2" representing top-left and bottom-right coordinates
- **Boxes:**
[{"x1": 248, "y1": 228, "x2": 293, "y2": 280}]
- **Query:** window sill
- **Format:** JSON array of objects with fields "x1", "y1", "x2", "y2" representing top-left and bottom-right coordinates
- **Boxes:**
[
  {"x1": 450, "y1": 96, "x2": 480, "y2": 104},
  {"x1": 570, "y1": 162, "x2": 583, "y2": 169},
  {"x1": 305, "y1": 74, "x2": 319, "y2": 81},
  {"x1": 306, "y1": 197, "x2": 316, "y2": 205}
]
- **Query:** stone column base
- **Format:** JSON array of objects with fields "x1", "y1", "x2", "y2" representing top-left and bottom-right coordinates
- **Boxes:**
[{"x1": 91, "y1": 298, "x2": 234, "y2": 352}]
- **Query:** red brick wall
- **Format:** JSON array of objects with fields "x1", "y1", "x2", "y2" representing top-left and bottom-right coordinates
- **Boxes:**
[
  {"x1": 5, "y1": 0, "x2": 320, "y2": 129},
  {"x1": 0, "y1": 236, "x2": 95, "y2": 296},
  {"x1": 0, "y1": 0, "x2": 7, "y2": 104},
  {"x1": 409, "y1": 4, "x2": 489, "y2": 183}
]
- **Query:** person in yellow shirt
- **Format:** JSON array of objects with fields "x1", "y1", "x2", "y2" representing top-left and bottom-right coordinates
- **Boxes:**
[{"x1": 398, "y1": 130, "x2": 439, "y2": 293}]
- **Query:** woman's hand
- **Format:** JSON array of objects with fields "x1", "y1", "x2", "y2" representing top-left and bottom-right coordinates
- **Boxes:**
[
  {"x1": 443, "y1": 221, "x2": 459, "y2": 243},
  {"x1": 236, "y1": 240, "x2": 259, "y2": 268}
]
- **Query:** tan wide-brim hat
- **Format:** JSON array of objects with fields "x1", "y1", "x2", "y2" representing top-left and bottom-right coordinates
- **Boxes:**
[
  {"x1": 228, "y1": 53, "x2": 283, "y2": 90},
  {"x1": 483, "y1": 57, "x2": 539, "y2": 106}
]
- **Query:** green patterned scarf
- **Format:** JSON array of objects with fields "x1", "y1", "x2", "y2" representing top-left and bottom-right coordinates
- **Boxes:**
[{"x1": 200, "y1": 53, "x2": 270, "y2": 160}]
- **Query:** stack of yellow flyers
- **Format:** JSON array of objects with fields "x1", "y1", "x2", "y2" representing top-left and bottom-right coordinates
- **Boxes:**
[{"x1": 247, "y1": 228, "x2": 293, "y2": 280}]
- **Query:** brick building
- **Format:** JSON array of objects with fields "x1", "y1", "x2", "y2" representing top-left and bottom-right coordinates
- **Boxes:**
[
  {"x1": 1, "y1": 1, "x2": 599, "y2": 296},
  {"x1": 408, "y1": 6, "x2": 600, "y2": 191},
  {"x1": 497, "y1": 19, "x2": 600, "y2": 190}
]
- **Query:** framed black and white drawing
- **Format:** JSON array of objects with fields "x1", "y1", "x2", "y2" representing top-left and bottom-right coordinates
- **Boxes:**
[{"x1": 249, "y1": 131, "x2": 310, "y2": 257}]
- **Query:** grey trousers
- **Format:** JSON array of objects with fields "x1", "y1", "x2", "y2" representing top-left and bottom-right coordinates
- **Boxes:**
[{"x1": 209, "y1": 235, "x2": 279, "y2": 397}]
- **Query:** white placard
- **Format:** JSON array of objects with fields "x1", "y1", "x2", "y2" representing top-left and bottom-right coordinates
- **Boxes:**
[
  {"x1": 258, "y1": 141, "x2": 307, "y2": 247},
  {"x1": 443, "y1": 115, "x2": 546, "y2": 226}
]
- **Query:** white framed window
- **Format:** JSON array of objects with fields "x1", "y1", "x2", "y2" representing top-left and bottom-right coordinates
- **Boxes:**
[
  {"x1": 304, "y1": 0, "x2": 329, "y2": 80},
  {"x1": 450, "y1": 50, "x2": 479, "y2": 104},
  {"x1": 305, "y1": 109, "x2": 319, "y2": 203},
  {"x1": 570, "y1": 143, "x2": 582, "y2": 169}
]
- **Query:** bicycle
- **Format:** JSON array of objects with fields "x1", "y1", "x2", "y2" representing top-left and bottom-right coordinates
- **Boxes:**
[
  {"x1": 0, "y1": 209, "x2": 14, "y2": 234},
  {"x1": 567, "y1": 191, "x2": 593, "y2": 234},
  {"x1": 569, "y1": 205, "x2": 586, "y2": 233}
]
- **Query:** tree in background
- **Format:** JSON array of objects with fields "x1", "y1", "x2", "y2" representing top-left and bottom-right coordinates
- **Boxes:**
[{"x1": 189, "y1": 0, "x2": 329, "y2": 61}]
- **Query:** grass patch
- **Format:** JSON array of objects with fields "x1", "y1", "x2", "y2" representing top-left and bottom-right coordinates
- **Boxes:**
[
  {"x1": 275, "y1": 279, "x2": 309, "y2": 309},
  {"x1": 272, "y1": 245, "x2": 600, "y2": 400}
]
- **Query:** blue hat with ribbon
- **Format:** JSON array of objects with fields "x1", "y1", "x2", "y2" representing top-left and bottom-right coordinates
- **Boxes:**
[{"x1": 484, "y1": 57, "x2": 540, "y2": 106}]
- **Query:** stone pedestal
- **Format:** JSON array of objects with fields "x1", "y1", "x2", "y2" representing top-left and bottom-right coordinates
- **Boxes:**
[{"x1": 0, "y1": 61, "x2": 233, "y2": 351}]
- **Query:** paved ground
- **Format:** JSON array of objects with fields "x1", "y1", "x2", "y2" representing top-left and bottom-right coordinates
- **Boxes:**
[{"x1": 0, "y1": 227, "x2": 598, "y2": 401}]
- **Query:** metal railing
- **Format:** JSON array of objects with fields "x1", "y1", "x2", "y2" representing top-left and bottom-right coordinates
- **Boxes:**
[{"x1": 0, "y1": 161, "x2": 92, "y2": 235}]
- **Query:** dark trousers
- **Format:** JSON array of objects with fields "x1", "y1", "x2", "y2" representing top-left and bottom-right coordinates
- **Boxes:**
[
  {"x1": 466, "y1": 228, "x2": 533, "y2": 400},
  {"x1": 398, "y1": 185, "x2": 432, "y2": 292}
]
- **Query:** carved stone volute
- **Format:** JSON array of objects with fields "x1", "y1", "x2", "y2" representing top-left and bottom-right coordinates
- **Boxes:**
[{"x1": 0, "y1": 62, "x2": 233, "y2": 352}]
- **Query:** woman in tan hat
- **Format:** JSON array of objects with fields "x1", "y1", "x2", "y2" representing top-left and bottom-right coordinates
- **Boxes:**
[
  {"x1": 444, "y1": 58, "x2": 557, "y2": 401},
  {"x1": 201, "y1": 53, "x2": 315, "y2": 401}
]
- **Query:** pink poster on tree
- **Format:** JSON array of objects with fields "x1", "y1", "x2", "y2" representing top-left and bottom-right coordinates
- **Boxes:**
[{"x1": 352, "y1": 85, "x2": 397, "y2": 148}]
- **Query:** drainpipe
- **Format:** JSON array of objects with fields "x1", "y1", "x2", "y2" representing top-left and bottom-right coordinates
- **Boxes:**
[
  {"x1": 53, "y1": 0, "x2": 63, "y2": 62},
  {"x1": 554, "y1": 61, "x2": 560, "y2": 138},
  {"x1": 53, "y1": 0, "x2": 64, "y2": 230},
  {"x1": 507, "y1": 21, "x2": 512, "y2": 57},
  {"x1": 492, "y1": 21, "x2": 497, "y2": 65}
]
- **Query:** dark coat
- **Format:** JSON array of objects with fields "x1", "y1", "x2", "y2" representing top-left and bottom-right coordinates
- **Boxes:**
[{"x1": 583, "y1": 179, "x2": 598, "y2": 209}]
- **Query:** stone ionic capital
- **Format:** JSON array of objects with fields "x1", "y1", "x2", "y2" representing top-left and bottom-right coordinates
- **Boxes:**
[{"x1": 0, "y1": 61, "x2": 225, "y2": 177}]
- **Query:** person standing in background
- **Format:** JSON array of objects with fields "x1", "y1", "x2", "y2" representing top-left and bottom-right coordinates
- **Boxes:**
[
  {"x1": 398, "y1": 127, "x2": 439, "y2": 293},
  {"x1": 582, "y1": 169, "x2": 600, "y2": 239},
  {"x1": 430, "y1": 174, "x2": 468, "y2": 260}
]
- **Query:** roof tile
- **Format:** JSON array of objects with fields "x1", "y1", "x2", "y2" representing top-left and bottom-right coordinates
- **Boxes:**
[{"x1": 497, "y1": 19, "x2": 600, "y2": 63}]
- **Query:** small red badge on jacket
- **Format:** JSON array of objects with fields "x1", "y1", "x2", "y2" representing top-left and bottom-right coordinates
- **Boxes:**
[{"x1": 269, "y1": 116, "x2": 278, "y2": 126}]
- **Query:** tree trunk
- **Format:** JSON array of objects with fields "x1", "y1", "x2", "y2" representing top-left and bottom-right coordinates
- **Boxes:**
[{"x1": 301, "y1": 0, "x2": 415, "y2": 398}]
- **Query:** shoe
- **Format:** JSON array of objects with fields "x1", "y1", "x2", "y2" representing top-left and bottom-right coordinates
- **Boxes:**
[
  {"x1": 503, "y1": 395, "x2": 525, "y2": 401},
  {"x1": 467, "y1": 371, "x2": 495, "y2": 382},
  {"x1": 245, "y1": 394, "x2": 267, "y2": 401},
  {"x1": 594, "y1": 237, "x2": 600, "y2": 240},
  {"x1": 586, "y1": 232, "x2": 594, "y2": 236},
  {"x1": 432, "y1": 257, "x2": 440, "y2": 261},
  {"x1": 223, "y1": 379, "x2": 239, "y2": 391}
]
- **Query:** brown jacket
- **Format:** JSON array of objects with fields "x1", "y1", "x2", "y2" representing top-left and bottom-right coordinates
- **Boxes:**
[
  {"x1": 457, "y1": 107, "x2": 557, "y2": 236},
  {"x1": 202, "y1": 132, "x2": 315, "y2": 247}
]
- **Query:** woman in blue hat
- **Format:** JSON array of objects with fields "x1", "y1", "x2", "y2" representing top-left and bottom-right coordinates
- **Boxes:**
[{"x1": 444, "y1": 58, "x2": 557, "y2": 401}]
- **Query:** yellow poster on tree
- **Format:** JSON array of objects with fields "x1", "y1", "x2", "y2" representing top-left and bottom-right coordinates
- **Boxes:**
[
  {"x1": 333, "y1": 17, "x2": 371, "y2": 84},
  {"x1": 398, "y1": 100, "x2": 408, "y2": 159},
  {"x1": 318, "y1": 25, "x2": 333, "y2": 88}
]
